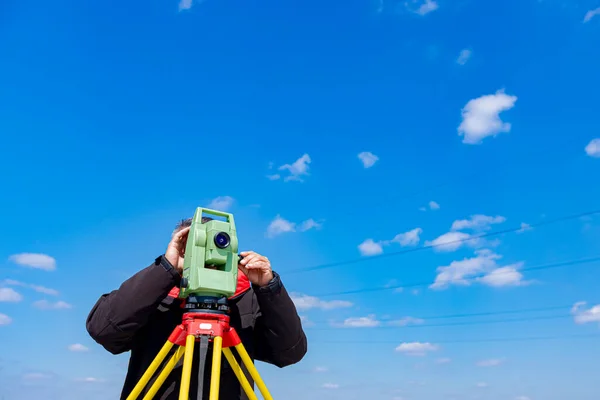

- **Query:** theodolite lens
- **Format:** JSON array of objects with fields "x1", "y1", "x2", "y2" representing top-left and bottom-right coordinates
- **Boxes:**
[{"x1": 214, "y1": 232, "x2": 231, "y2": 249}]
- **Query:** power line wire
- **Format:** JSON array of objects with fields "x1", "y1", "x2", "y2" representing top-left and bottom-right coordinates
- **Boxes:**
[
  {"x1": 307, "y1": 313, "x2": 573, "y2": 330},
  {"x1": 286, "y1": 208, "x2": 600, "y2": 274},
  {"x1": 308, "y1": 255, "x2": 600, "y2": 297},
  {"x1": 312, "y1": 332, "x2": 600, "y2": 345},
  {"x1": 303, "y1": 302, "x2": 584, "y2": 325}
]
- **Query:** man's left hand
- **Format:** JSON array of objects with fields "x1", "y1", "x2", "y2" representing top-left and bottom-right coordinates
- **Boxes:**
[{"x1": 238, "y1": 251, "x2": 274, "y2": 287}]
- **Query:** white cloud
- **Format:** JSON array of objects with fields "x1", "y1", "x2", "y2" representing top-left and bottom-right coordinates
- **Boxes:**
[
  {"x1": 476, "y1": 382, "x2": 488, "y2": 388},
  {"x1": 266, "y1": 215, "x2": 322, "y2": 238},
  {"x1": 571, "y1": 301, "x2": 600, "y2": 325},
  {"x1": 407, "y1": 0, "x2": 439, "y2": 15},
  {"x1": 358, "y1": 151, "x2": 379, "y2": 168},
  {"x1": 583, "y1": 7, "x2": 600, "y2": 23},
  {"x1": 420, "y1": 201, "x2": 440, "y2": 211},
  {"x1": 299, "y1": 218, "x2": 323, "y2": 232},
  {"x1": 477, "y1": 264, "x2": 527, "y2": 287},
  {"x1": 451, "y1": 214, "x2": 506, "y2": 231},
  {"x1": 313, "y1": 366, "x2": 328, "y2": 373},
  {"x1": 322, "y1": 383, "x2": 339, "y2": 389},
  {"x1": 290, "y1": 293, "x2": 353, "y2": 311},
  {"x1": 8, "y1": 253, "x2": 56, "y2": 271},
  {"x1": 515, "y1": 396, "x2": 531, "y2": 400},
  {"x1": 456, "y1": 49, "x2": 472, "y2": 65},
  {"x1": 457, "y1": 89, "x2": 517, "y2": 145},
  {"x1": 75, "y1": 377, "x2": 105, "y2": 383},
  {"x1": 435, "y1": 357, "x2": 451, "y2": 364},
  {"x1": 178, "y1": 0, "x2": 194, "y2": 11},
  {"x1": 207, "y1": 196, "x2": 235, "y2": 211},
  {"x1": 359, "y1": 227, "x2": 423, "y2": 255},
  {"x1": 395, "y1": 342, "x2": 439, "y2": 356},
  {"x1": 0, "y1": 313, "x2": 12, "y2": 326},
  {"x1": 0, "y1": 287, "x2": 23, "y2": 302},
  {"x1": 476, "y1": 358, "x2": 504, "y2": 367},
  {"x1": 2, "y1": 279, "x2": 59, "y2": 296},
  {"x1": 23, "y1": 372, "x2": 53, "y2": 380},
  {"x1": 340, "y1": 315, "x2": 380, "y2": 328},
  {"x1": 585, "y1": 138, "x2": 600, "y2": 157},
  {"x1": 425, "y1": 231, "x2": 477, "y2": 252},
  {"x1": 33, "y1": 300, "x2": 72, "y2": 310},
  {"x1": 430, "y1": 249, "x2": 529, "y2": 289},
  {"x1": 272, "y1": 154, "x2": 311, "y2": 182},
  {"x1": 517, "y1": 222, "x2": 532, "y2": 233},
  {"x1": 68, "y1": 343, "x2": 89, "y2": 352},
  {"x1": 358, "y1": 238, "x2": 384, "y2": 256},
  {"x1": 391, "y1": 228, "x2": 423, "y2": 247},
  {"x1": 388, "y1": 316, "x2": 425, "y2": 326}
]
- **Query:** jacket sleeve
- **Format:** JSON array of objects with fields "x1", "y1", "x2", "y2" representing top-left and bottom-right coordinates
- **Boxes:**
[
  {"x1": 85, "y1": 256, "x2": 181, "y2": 355},
  {"x1": 252, "y1": 272, "x2": 307, "y2": 368}
]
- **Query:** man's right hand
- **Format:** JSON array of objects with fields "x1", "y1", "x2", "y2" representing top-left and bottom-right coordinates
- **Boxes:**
[{"x1": 165, "y1": 226, "x2": 190, "y2": 274}]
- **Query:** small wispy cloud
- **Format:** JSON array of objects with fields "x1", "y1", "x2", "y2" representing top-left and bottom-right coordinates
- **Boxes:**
[
  {"x1": 456, "y1": 49, "x2": 472, "y2": 65},
  {"x1": 8, "y1": 253, "x2": 57, "y2": 271},
  {"x1": 585, "y1": 138, "x2": 600, "y2": 157},
  {"x1": 406, "y1": 0, "x2": 439, "y2": 16},
  {"x1": 358, "y1": 151, "x2": 379, "y2": 168},
  {"x1": 0, "y1": 287, "x2": 23, "y2": 302},
  {"x1": 583, "y1": 7, "x2": 600, "y2": 23},
  {"x1": 358, "y1": 227, "x2": 423, "y2": 256},
  {"x1": 0, "y1": 313, "x2": 12, "y2": 325},
  {"x1": 451, "y1": 214, "x2": 506, "y2": 232},
  {"x1": 322, "y1": 383, "x2": 339, "y2": 389},
  {"x1": 33, "y1": 300, "x2": 73, "y2": 310},
  {"x1": 2, "y1": 279, "x2": 59, "y2": 296},
  {"x1": 266, "y1": 215, "x2": 323, "y2": 238},
  {"x1": 476, "y1": 358, "x2": 505, "y2": 367},
  {"x1": 571, "y1": 301, "x2": 600, "y2": 325},
  {"x1": 339, "y1": 315, "x2": 381, "y2": 328},
  {"x1": 68, "y1": 343, "x2": 89, "y2": 352},
  {"x1": 419, "y1": 201, "x2": 440, "y2": 211},
  {"x1": 516, "y1": 222, "x2": 532, "y2": 233},
  {"x1": 395, "y1": 342, "x2": 439, "y2": 356},
  {"x1": 458, "y1": 89, "x2": 517, "y2": 145},
  {"x1": 75, "y1": 377, "x2": 106, "y2": 383},
  {"x1": 268, "y1": 154, "x2": 312, "y2": 182},
  {"x1": 358, "y1": 238, "x2": 384, "y2": 256},
  {"x1": 290, "y1": 293, "x2": 353, "y2": 311},
  {"x1": 207, "y1": 196, "x2": 235, "y2": 211}
]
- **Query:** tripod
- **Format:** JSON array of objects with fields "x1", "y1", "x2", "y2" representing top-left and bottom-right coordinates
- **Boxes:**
[{"x1": 125, "y1": 296, "x2": 273, "y2": 400}]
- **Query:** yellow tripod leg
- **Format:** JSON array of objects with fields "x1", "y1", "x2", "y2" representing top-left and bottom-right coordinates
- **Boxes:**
[
  {"x1": 126, "y1": 340, "x2": 175, "y2": 400},
  {"x1": 209, "y1": 336, "x2": 223, "y2": 400},
  {"x1": 222, "y1": 347, "x2": 258, "y2": 400},
  {"x1": 141, "y1": 346, "x2": 185, "y2": 400},
  {"x1": 234, "y1": 343, "x2": 273, "y2": 400},
  {"x1": 178, "y1": 334, "x2": 196, "y2": 400}
]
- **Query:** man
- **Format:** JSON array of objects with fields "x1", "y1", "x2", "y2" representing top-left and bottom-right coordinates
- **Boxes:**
[{"x1": 86, "y1": 217, "x2": 307, "y2": 400}]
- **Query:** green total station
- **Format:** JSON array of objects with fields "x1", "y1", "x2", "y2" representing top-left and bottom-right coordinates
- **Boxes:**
[{"x1": 179, "y1": 207, "x2": 239, "y2": 300}]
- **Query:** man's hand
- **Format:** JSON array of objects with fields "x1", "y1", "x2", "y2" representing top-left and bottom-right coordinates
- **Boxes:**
[
  {"x1": 165, "y1": 226, "x2": 190, "y2": 274},
  {"x1": 238, "y1": 251, "x2": 274, "y2": 287}
]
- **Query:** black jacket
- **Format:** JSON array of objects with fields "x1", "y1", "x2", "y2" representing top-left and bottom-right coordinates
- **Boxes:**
[{"x1": 85, "y1": 256, "x2": 307, "y2": 400}]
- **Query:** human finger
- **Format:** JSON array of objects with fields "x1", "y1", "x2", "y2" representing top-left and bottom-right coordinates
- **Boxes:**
[
  {"x1": 246, "y1": 260, "x2": 269, "y2": 271},
  {"x1": 240, "y1": 253, "x2": 260, "y2": 266}
]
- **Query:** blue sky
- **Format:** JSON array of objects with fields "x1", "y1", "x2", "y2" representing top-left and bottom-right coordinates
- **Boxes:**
[{"x1": 1, "y1": 0, "x2": 600, "y2": 399}]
